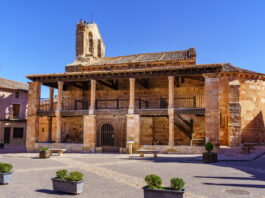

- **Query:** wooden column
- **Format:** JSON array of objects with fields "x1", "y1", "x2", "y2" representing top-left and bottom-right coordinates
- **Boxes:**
[
  {"x1": 168, "y1": 76, "x2": 175, "y2": 147},
  {"x1": 89, "y1": 79, "x2": 96, "y2": 115},
  {"x1": 57, "y1": 81, "x2": 64, "y2": 111},
  {"x1": 168, "y1": 76, "x2": 175, "y2": 109},
  {"x1": 49, "y1": 87, "x2": 54, "y2": 110},
  {"x1": 55, "y1": 81, "x2": 64, "y2": 143},
  {"x1": 128, "y1": 78, "x2": 135, "y2": 114},
  {"x1": 204, "y1": 74, "x2": 220, "y2": 152}
]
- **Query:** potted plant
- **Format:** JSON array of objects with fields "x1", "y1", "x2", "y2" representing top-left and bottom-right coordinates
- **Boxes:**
[
  {"x1": 52, "y1": 169, "x2": 84, "y2": 195},
  {"x1": 0, "y1": 143, "x2": 4, "y2": 149},
  {"x1": 203, "y1": 141, "x2": 218, "y2": 163},
  {"x1": 39, "y1": 147, "x2": 51, "y2": 158},
  {"x1": 143, "y1": 174, "x2": 185, "y2": 198},
  {"x1": 0, "y1": 162, "x2": 13, "y2": 184}
]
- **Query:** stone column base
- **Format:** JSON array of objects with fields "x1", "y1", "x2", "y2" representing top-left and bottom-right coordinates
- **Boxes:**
[
  {"x1": 26, "y1": 116, "x2": 39, "y2": 152},
  {"x1": 126, "y1": 114, "x2": 140, "y2": 153},
  {"x1": 83, "y1": 115, "x2": 97, "y2": 150}
]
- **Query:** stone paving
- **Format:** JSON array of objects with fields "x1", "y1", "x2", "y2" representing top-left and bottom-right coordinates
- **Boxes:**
[{"x1": 0, "y1": 151, "x2": 265, "y2": 198}]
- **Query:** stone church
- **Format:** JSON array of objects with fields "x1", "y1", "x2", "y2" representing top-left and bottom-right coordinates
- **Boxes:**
[{"x1": 26, "y1": 19, "x2": 265, "y2": 153}]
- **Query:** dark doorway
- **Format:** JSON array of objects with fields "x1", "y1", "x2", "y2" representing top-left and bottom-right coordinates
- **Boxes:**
[
  {"x1": 4, "y1": 127, "x2": 11, "y2": 144},
  {"x1": 101, "y1": 123, "x2": 114, "y2": 146},
  {"x1": 100, "y1": 123, "x2": 119, "y2": 152}
]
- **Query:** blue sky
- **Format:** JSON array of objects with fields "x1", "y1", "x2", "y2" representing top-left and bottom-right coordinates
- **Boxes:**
[{"x1": 0, "y1": 0, "x2": 265, "y2": 97}]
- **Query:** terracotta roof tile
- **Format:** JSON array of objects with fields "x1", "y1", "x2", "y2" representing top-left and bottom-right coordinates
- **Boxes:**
[{"x1": 0, "y1": 77, "x2": 28, "y2": 91}]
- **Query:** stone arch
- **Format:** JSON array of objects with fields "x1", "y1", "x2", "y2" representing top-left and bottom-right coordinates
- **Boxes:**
[{"x1": 96, "y1": 120, "x2": 115, "y2": 146}]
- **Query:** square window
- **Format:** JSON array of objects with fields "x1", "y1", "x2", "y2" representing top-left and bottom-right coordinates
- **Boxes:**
[
  {"x1": 13, "y1": 128, "x2": 23, "y2": 138},
  {"x1": 15, "y1": 92, "x2": 19, "y2": 98}
]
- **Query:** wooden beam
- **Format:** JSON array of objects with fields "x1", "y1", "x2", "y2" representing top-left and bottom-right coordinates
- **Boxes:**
[
  {"x1": 98, "y1": 80, "x2": 118, "y2": 90},
  {"x1": 137, "y1": 79, "x2": 149, "y2": 89}
]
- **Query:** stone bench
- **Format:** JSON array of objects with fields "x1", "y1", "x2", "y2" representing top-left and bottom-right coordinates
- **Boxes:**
[
  {"x1": 137, "y1": 149, "x2": 158, "y2": 158},
  {"x1": 241, "y1": 146, "x2": 250, "y2": 154},
  {"x1": 241, "y1": 143, "x2": 256, "y2": 154},
  {"x1": 243, "y1": 143, "x2": 256, "y2": 150},
  {"x1": 50, "y1": 149, "x2": 66, "y2": 156}
]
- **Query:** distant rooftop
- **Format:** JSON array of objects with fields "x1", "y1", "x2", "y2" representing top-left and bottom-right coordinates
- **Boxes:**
[{"x1": 0, "y1": 77, "x2": 28, "y2": 91}]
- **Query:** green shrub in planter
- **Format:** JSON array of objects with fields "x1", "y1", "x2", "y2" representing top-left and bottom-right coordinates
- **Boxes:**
[
  {"x1": 66, "y1": 172, "x2": 83, "y2": 182},
  {"x1": 143, "y1": 175, "x2": 185, "y2": 198},
  {"x1": 56, "y1": 169, "x2": 68, "y2": 180},
  {"x1": 205, "y1": 141, "x2": 213, "y2": 152},
  {"x1": 0, "y1": 163, "x2": 13, "y2": 173},
  {"x1": 42, "y1": 147, "x2": 49, "y2": 151},
  {"x1": 144, "y1": 174, "x2": 162, "y2": 189},
  {"x1": 52, "y1": 170, "x2": 84, "y2": 194},
  {"x1": 203, "y1": 141, "x2": 217, "y2": 163},
  {"x1": 171, "y1": 178, "x2": 185, "y2": 191}
]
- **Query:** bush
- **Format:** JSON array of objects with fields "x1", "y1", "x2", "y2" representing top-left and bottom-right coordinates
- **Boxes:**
[
  {"x1": 145, "y1": 174, "x2": 162, "y2": 189},
  {"x1": 0, "y1": 163, "x2": 13, "y2": 173},
  {"x1": 170, "y1": 178, "x2": 185, "y2": 191},
  {"x1": 66, "y1": 172, "x2": 83, "y2": 182},
  {"x1": 42, "y1": 147, "x2": 49, "y2": 151},
  {"x1": 56, "y1": 169, "x2": 68, "y2": 180},
  {"x1": 205, "y1": 141, "x2": 213, "y2": 152}
]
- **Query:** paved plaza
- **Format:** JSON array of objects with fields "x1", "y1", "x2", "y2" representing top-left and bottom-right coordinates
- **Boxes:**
[{"x1": 0, "y1": 151, "x2": 265, "y2": 198}]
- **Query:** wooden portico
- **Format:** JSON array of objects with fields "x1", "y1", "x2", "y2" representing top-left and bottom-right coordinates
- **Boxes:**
[
  {"x1": 26, "y1": 59, "x2": 227, "y2": 153},
  {"x1": 25, "y1": 20, "x2": 231, "y2": 153}
]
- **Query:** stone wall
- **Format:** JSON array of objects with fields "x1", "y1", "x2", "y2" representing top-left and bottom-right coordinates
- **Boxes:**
[
  {"x1": 140, "y1": 117, "x2": 153, "y2": 145},
  {"x1": 219, "y1": 76, "x2": 230, "y2": 145},
  {"x1": 240, "y1": 79, "x2": 265, "y2": 144},
  {"x1": 61, "y1": 117, "x2": 83, "y2": 143},
  {"x1": 0, "y1": 88, "x2": 28, "y2": 120}
]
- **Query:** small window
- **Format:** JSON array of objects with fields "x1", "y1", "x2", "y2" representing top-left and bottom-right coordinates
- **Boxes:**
[
  {"x1": 13, "y1": 128, "x2": 24, "y2": 138},
  {"x1": 12, "y1": 104, "x2": 20, "y2": 119},
  {"x1": 97, "y1": 39, "x2": 102, "y2": 58},
  {"x1": 89, "y1": 32, "x2": 93, "y2": 53},
  {"x1": 15, "y1": 91, "x2": 19, "y2": 98}
]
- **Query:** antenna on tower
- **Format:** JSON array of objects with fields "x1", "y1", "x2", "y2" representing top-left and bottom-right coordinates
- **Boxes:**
[{"x1": 91, "y1": 13, "x2": 94, "y2": 24}]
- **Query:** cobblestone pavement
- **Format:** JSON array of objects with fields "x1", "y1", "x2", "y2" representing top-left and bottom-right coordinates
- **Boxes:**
[{"x1": 0, "y1": 153, "x2": 265, "y2": 198}]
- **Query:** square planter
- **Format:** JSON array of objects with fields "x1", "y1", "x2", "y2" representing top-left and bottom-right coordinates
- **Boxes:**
[
  {"x1": 52, "y1": 178, "x2": 84, "y2": 195},
  {"x1": 143, "y1": 187, "x2": 185, "y2": 198},
  {"x1": 39, "y1": 150, "x2": 51, "y2": 158},
  {"x1": 203, "y1": 152, "x2": 218, "y2": 163},
  {"x1": 0, "y1": 172, "x2": 12, "y2": 184}
]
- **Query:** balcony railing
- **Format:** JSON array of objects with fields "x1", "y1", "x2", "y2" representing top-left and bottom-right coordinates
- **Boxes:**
[{"x1": 39, "y1": 94, "x2": 204, "y2": 111}]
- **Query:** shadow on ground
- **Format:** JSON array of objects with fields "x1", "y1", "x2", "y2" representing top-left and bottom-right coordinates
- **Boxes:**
[
  {"x1": 123, "y1": 153, "x2": 265, "y2": 189},
  {"x1": 36, "y1": 189, "x2": 67, "y2": 195}
]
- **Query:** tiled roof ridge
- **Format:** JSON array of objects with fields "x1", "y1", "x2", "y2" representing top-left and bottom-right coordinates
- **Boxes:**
[
  {"x1": 0, "y1": 77, "x2": 28, "y2": 91},
  {"x1": 102, "y1": 49, "x2": 190, "y2": 59}
]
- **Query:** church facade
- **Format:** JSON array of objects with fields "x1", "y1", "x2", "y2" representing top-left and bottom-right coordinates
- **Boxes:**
[{"x1": 26, "y1": 20, "x2": 265, "y2": 153}]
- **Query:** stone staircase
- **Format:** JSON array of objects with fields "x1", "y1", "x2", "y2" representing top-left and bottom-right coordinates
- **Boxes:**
[{"x1": 174, "y1": 114, "x2": 193, "y2": 139}]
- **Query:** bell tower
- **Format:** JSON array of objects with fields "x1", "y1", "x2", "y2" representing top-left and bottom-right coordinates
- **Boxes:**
[{"x1": 75, "y1": 19, "x2": 105, "y2": 61}]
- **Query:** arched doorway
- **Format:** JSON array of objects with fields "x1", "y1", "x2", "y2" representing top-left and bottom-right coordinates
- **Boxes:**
[
  {"x1": 98, "y1": 123, "x2": 119, "y2": 153},
  {"x1": 100, "y1": 123, "x2": 114, "y2": 146}
]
